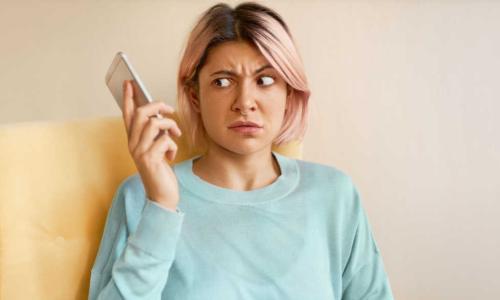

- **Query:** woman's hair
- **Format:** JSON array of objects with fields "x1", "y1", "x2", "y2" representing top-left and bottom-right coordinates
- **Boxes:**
[{"x1": 176, "y1": 1, "x2": 311, "y2": 153}]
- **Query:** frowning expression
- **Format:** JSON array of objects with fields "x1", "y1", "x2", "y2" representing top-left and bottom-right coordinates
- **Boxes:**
[{"x1": 190, "y1": 41, "x2": 289, "y2": 154}]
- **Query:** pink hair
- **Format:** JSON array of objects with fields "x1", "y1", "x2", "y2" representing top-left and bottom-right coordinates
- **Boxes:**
[{"x1": 176, "y1": 2, "x2": 310, "y2": 153}]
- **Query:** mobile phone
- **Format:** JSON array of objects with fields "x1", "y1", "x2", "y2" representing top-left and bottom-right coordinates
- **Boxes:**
[{"x1": 105, "y1": 51, "x2": 162, "y2": 119}]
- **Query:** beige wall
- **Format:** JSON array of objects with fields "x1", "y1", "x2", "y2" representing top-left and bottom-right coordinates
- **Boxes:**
[{"x1": 2, "y1": 0, "x2": 499, "y2": 299}]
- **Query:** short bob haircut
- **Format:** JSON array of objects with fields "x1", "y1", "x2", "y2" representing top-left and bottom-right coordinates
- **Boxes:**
[{"x1": 176, "y1": 1, "x2": 311, "y2": 153}]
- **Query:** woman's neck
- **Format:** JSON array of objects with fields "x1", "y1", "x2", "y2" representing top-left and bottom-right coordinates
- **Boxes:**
[{"x1": 192, "y1": 147, "x2": 281, "y2": 191}]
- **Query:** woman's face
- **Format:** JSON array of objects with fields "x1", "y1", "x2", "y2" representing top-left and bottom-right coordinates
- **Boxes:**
[{"x1": 190, "y1": 41, "x2": 289, "y2": 155}]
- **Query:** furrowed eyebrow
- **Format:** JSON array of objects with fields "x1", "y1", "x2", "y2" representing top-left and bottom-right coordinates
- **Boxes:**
[{"x1": 209, "y1": 64, "x2": 273, "y2": 77}]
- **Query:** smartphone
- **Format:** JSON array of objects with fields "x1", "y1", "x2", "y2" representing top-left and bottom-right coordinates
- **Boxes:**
[{"x1": 105, "y1": 51, "x2": 162, "y2": 119}]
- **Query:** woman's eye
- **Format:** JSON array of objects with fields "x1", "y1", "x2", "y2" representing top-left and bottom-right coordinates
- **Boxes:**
[
  {"x1": 258, "y1": 76, "x2": 275, "y2": 86},
  {"x1": 213, "y1": 76, "x2": 274, "y2": 88},
  {"x1": 214, "y1": 78, "x2": 231, "y2": 88}
]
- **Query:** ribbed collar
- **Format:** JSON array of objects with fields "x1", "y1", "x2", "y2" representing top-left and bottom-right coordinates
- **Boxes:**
[{"x1": 174, "y1": 151, "x2": 299, "y2": 205}]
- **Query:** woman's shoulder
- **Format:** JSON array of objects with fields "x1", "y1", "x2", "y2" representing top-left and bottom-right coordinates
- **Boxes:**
[
  {"x1": 108, "y1": 172, "x2": 148, "y2": 229},
  {"x1": 117, "y1": 172, "x2": 145, "y2": 194},
  {"x1": 295, "y1": 157, "x2": 354, "y2": 189},
  {"x1": 294, "y1": 158, "x2": 366, "y2": 227}
]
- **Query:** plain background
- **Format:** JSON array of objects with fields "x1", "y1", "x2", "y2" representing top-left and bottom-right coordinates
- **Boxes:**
[{"x1": 1, "y1": 0, "x2": 499, "y2": 299}]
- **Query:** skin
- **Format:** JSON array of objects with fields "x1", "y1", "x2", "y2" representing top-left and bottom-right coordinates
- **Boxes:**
[{"x1": 188, "y1": 40, "x2": 291, "y2": 191}]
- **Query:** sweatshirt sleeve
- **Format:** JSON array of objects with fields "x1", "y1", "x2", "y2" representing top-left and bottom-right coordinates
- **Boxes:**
[
  {"x1": 88, "y1": 180, "x2": 185, "y2": 300},
  {"x1": 341, "y1": 185, "x2": 394, "y2": 300}
]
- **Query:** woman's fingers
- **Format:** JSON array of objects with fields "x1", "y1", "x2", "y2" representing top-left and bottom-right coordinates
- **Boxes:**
[
  {"x1": 148, "y1": 132, "x2": 178, "y2": 162},
  {"x1": 122, "y1": 80, "x2": 135, "y2": 137},
  {"x1": 127, "y1": 100, "x2": 177, "y2": 152},
  {"x1": 133, "y1": 117, "x2": 182, "y2": 156}
]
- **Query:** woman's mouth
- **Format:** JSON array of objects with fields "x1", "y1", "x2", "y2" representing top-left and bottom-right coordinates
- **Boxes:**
[{"x1": 229, "y1": 125, "x2": 263, "y2": 134}]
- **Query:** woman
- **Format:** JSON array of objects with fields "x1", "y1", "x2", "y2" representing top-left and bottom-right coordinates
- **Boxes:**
[{"x1": 89, "y1": 2, "x2": 394, "y2": 299}]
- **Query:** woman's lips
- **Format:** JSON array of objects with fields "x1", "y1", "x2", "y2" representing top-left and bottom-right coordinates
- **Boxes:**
[{"x1": 229, "y1": 125, "x2": 263, "y2": 134}]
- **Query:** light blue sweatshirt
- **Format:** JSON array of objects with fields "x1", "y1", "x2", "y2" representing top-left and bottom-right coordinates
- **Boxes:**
[{"x1": 88, "y1": 151, "x2": 394, "y2": 299}]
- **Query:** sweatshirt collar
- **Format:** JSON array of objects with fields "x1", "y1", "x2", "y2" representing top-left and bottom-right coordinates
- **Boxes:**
[{"x1": 174, "y1": 151, "x2": 299, "y2": 205}]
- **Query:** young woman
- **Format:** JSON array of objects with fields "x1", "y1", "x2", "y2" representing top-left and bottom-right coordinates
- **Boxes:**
[{"x1": 89, "y1": 2, "x2": 394, "y2": 299}]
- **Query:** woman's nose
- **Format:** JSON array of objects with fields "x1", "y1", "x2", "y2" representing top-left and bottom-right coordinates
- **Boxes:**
[{"x1": 232, "y1": 83, "x2": 257, "y2": 114}]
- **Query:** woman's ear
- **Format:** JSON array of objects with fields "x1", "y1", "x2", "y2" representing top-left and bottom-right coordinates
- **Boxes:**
[{"x1": 189, "y1": 86, "x2": 201, "y2": 113}]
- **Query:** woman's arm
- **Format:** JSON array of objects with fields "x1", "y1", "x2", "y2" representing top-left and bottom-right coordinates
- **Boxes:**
[
  {"x1": 88, "y1": 180, "x2": 185, "y2": 300},
  {"x1": 341, "y1": 185, "x2": 394, "y2": 300}
]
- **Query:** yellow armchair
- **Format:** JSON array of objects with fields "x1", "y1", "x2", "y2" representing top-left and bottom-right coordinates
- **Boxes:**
[{"x1": 0, "y1": 114, "x2": 302, "y2": 299}]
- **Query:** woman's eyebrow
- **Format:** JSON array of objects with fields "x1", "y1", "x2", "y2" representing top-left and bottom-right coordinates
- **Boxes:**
[{"x1": 209, "y1": 64, "x2": 273, "y2": 77}]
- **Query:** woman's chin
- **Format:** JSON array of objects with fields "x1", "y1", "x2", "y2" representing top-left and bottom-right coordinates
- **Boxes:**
[{"x1": 219, "y1": 140, "x2": 269, "y2": 156}]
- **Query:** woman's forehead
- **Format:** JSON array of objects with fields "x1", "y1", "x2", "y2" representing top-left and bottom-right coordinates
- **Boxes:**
[{"x1": 203, "y1": 41, "x2": 269, "y2": 72}]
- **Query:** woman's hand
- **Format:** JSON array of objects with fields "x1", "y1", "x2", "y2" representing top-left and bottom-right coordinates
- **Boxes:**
[{"x1": 121, "y1": 80, "x2": 182, "y2": 211}]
